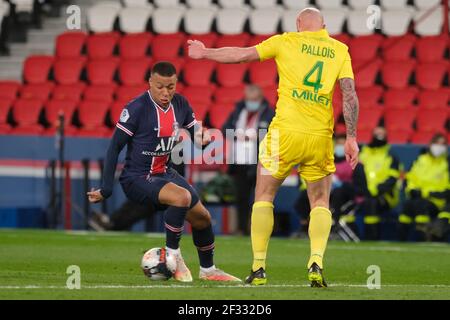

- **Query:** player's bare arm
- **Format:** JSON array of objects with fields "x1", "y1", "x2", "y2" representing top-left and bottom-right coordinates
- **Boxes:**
[
  {"x1": 187, "y1": 40, "x2": 259, "y2": 63},
  {"x1": 340, "y1": 77, "x2": 360, "y2": 170}
]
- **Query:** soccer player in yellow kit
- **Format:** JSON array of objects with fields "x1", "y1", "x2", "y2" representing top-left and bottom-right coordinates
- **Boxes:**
[{"x1": 188, "y1": 8, "x2": 360, "y2": 287}]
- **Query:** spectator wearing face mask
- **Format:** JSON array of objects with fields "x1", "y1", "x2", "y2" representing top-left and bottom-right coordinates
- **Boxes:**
[
  {"x1": 294, "y1": 133, "x2": 368, "y2": 237},
  {"x1": 222, "y1": 84, "x2": 275, "y2": 235},
  {"x1": 399, "y1": 133, "x2": 450, "y2": 242},
  {"x1": 359, "y1": 126, "x2": 401, "y2": 240}
]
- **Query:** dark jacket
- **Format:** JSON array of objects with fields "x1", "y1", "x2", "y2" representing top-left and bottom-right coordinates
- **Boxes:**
[{"x1": 221, "y1": 99, "x2": 275, "y2": 178}]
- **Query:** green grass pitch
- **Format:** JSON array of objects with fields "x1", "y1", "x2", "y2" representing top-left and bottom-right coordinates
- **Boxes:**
[{"x1": 0, "y1": 229, "x2": 449, "y2": 300}]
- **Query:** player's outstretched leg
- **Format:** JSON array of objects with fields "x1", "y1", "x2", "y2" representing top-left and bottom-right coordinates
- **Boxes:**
[
  {"x1": 245, "y1": 163, "x2": 283, "y2": 286},
  {"x1": 187, "y1": 202, "x2": 241, "y2": 282}
]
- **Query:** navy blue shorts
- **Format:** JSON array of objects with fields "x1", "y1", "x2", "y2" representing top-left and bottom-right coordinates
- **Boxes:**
[{"x1": 120, "y1": 168, "x2": 199, "y2": 211}]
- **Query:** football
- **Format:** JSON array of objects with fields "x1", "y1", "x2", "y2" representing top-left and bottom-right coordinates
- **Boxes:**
[{"x1": 141, "y1": 247, "x2": 177, "y2": 281}]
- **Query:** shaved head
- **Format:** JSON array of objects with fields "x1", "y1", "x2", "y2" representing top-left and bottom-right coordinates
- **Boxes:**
[{"x1": 296, "y1": 7, "x2": 325, "y2": 32}]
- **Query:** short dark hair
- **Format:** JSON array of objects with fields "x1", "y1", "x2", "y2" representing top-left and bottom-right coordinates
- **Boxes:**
[
  {"x1": 430, "y1": 132, "x2": 447, "y2": 144},
  {"x1": 151, "y1": 61, "x2": 177, "y2": 77}
]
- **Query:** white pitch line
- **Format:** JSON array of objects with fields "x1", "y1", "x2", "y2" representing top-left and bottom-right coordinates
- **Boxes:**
[{"x1": 0, "y1": 284, "x2": 449, "y2": 289}]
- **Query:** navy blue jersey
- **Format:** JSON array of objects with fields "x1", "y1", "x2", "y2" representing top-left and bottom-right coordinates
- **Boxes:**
[{"x1": 116, "y1": 91, "x2": 197, "y2": 180}]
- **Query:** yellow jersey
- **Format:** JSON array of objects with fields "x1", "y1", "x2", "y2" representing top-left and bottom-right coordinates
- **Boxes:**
[{"x1": 255, "y1": 29, "x2": 354, "y2": 138}]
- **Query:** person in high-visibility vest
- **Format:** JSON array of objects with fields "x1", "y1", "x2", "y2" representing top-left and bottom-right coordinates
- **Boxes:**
[
  {"x1": 359, "y1": 127, "x2": 401, "y2": 240},
  {"x1": 399, "y1": 133, "x2": 450, "y2": 242}
]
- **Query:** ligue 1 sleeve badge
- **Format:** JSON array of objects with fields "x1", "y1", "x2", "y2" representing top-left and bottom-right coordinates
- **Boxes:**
[{"x1": 120, "y1": 109, "x2": 130, "y2": 123}]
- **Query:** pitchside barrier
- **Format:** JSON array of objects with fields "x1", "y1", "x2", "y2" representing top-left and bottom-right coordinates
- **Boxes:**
[{"x1": 0, "y1": 133, "x2": 446, "y2": 235}]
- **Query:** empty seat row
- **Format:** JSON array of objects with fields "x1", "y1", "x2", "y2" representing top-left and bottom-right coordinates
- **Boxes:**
[
  {"x1": 26, "y1": 55, "x2": 450, "y2": 91},
  {"x1": 353, "y1": 59, "x2": 449, "y2": 90},
  {"x1": 87, "y1": 2, "x2": 448, "y2": 36},
  {"x1": 121, "y1": 0, "x2": 443, "y2": 10}
]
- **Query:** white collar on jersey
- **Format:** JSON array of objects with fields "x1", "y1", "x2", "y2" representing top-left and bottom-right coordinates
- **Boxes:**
[{"x1": 147, "y1": 90, "x2": 173, "y2": 113}]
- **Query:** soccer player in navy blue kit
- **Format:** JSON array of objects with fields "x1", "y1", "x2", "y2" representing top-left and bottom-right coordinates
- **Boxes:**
[{"x1": 87, "y1": 62, "x2": 240, "y2": 282}]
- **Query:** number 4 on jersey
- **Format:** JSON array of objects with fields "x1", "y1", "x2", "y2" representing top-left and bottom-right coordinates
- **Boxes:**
[{"x1": 303, "y1": 61, "x2": 324, "y2": 93}]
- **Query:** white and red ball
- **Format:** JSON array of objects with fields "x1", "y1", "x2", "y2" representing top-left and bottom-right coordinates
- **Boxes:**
[{"x1": 141, "y1": 247, "x2": 177, "y2": 281}]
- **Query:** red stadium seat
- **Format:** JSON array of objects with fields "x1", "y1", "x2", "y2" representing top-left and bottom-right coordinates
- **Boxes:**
[
  {"x1": 176, "y1": 82, "x2": 184, "y2": 94},
  {"x1": 216, "y1": 64, "x2": 248, "y2": 87},
  {"x1": 262, "y1": 84, "x2": 278, "y2": 107},
  {"x1": 248, "y1": 34, "x2": 273, "y2": 47},
  {"x1": 348, "y1": 35, "x2": 383, "y2": 62},
  {"x1": 416, "y1": 108, "x2": 448, "y2": 133},
  {"x1": 333, "y1": 87, "x2": 342, "y2": 111},
  {"x1": 52, "y1": 83, "x2": 86, "y2": 102},
  {"x1": 188, "y1": 33, "x2": 218, "y2": 47},
  {"x1": 357, "y1": 107, "x2": 383, "y2": 131},
  {"x1": 417, "y1": 89, "x2": 449, "y2": 109},
  {"x1": 356, "y1": 86, "x2": 383, "y2": 108},
  {"x1": 353, "y1": 59, "x2": 382, "y2": 88},
  {"x1": 381, "y1": 60, "x2": 415, "y2": 89},
  {"x1": 86, "y1": 32, "x2": 120, "y2": 60},
  {"x1": 209, "y1": 103, "x2": 235, "y2": 129},
  {"x1": 184, "y1": 33, "x2": 218, "y2": 55},
  {"x1": 118, "y1": 58, "x2": 152, "y2": 86},
  {"x1": 0, "y1": 98, "x2": 13, "y2": 126},
  {"x1": 55, "y1": 31, "x2": 87, "y2": 58},
  {"x1": 410, "y1": 130, "x2": 441, "y2": 144},
  {"x1": 333, "y1": 103, "x2": 342, "y2": 123},
  {"x1": 87, "y1": 58, "x2": 119, "y2": 85},
  {"x1": 119, "y1": 32, "x2": 152, "y2": 59},
  {"x1": 357, "y1": 129, "x2": 374, "y2": 144},
  {"x1": 183, "y1": 59, "x2": 216, "y2": 86},
  {"x1": 387, "y1": 129, "x2": 412, "y2": 144},
  {"x1": 20, "y1": 82, "x2": 55, "y2": 101},
  {"x1": 215, "y1": 33, "x2": 250, "y2": 47},
  {"x1": 191, "y1": 103, "x2": 209, "y2": 122},
  {"x1": 214, "y1": 85, "x2": 245, "y2": 104},
  {"x1": 183, "y1": 85, "x2": 215, "y2": 105},
  {"x1": 43, "y1": 99, "x2": 78, "y2": 136},
  {"x1": 0, "y1": 81, "x2": 21, "y2": 100},
  {"x1": 151, "y1": 33, "x2": 185, "y2": 60},
  {"x1": 53, "y1": 57, "x2": 87, "y2": 85},
  {"x1": 11, "y1": 99, "x2": 44, "y2": 134},
  {"x1": 23, "y1": 55, "x2": 54, "y2": 84},
  {"x1": 77, "y1": 100, "x2": 111, "y2": 137},
  {"x1": 116, "y1": 84, "x2": 148, "y2": 103},
  {"x1": 382, "y1": 34, "x2": 416, "y2": 61},
  {"x1": 415, "y1": 35, "x2": 448, "y2": 63},
  {"x1": 249, "y1": 60, "x2": 277, "y2": 87},
  {"x1": 331, "y1": 34, "x2": 351, "y2": 45},
  {"x1": 384, "y1": 108, "x2": 417, "y2": 131},
  {"x1": 84, "y1": 84, "x2": 117, "y2": 103},
  {"x1": 415, "y1": 61, "x2": 448, "y2": 90},
  {"x1": 383, "y1": 87, "x2": 418, "y2": 109},
  {"x1": 110, "y1": 101, "x2": 128, "y2": 124}
]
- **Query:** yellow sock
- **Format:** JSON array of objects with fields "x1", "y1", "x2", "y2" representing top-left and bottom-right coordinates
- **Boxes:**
[
  {"x1": 251, "y1": 201, "x2": 274, "y2": 272},
  {"x1": 307, "y1": 207, "x2": 332, "y2": 269}
]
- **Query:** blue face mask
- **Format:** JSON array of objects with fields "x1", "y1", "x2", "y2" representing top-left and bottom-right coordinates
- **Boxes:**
[
  {"x1": 245, "y1": 101, "x2": 260, "y2": 112},
  {"x1": 334, "y1": 145, "x2": 345, "y2": 158}
]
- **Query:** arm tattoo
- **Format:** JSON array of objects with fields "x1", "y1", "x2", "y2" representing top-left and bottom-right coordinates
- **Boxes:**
[{"x1": 339, "y1": 78, "x2": 359, "y2": 138}]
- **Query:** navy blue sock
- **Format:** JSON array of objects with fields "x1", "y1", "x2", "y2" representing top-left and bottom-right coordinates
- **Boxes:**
[
  {"x1": 192, "y1": 224, "x2": 215, "y2": 268},
  {"x1": 164, "y1": 206, "x2": 188, "y2": 250}
]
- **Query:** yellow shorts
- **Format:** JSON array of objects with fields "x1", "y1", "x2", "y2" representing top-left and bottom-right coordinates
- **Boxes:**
[{"x1": 259, "y1": 128, "x2": 335, "y2": 182}]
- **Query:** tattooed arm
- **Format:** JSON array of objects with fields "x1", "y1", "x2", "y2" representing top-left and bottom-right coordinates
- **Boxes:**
[{"x1": 339, "y1": 77, "x2": 360, "y2": 169}]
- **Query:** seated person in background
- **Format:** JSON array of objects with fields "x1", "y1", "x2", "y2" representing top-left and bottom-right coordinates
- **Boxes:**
[
  {"x1": 294, "y1": 133, "x2": 368, "y2": 237},
  {"x1": 399, "y1": 133, "x2": 450, "y2": 242},
  {"x1": 359, "y1": 126, "x2": 401, "y2": 240},
  {"x1": 222, "y1": 84, "x2": 275, "y2": 235}
]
